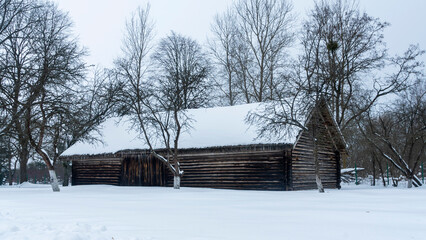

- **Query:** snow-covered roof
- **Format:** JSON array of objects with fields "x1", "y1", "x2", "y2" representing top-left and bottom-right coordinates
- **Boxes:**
[{"x1": 62, "y1": 103, "x2": 298, "y2": 156}]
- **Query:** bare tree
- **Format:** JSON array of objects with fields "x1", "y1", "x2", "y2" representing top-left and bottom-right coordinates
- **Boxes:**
[
  {"x1": 113, "y1": 4, "x2": 154, "y2": 118},
  {"x1": 113, "y1": 5, "x2": 191, "y2": 188},
  {"x1": 114, "y1": 4, "x2": 213, "y2": 189},
  {"x1": 20, "y1": 2, "x2": 86, "y2": 191},
  {"x1": 301, "y1": 0, "x2": 424, "y2": 133},
  {"x1": 115, "y1": 5, "x2": 179, "y2": 187},
  {"x1": 247, "y1": 70, "x2": 331, "y2": 192},
  {"x1": 152, "y1": 32, "x2": 211, "y2": 109},
  {"x1": 0, "y1": 0, "x2": 32, "y2": 46},
  {"x1": 236, "y1": 0, "x2": 295, "y2": 102},
  {"x1": 360, "y1": 80, "x2": 425, "y2": 188},
  {"x1": 0, "y1": 0, "x2": 36, "y2": 137},
  {"x1": 0, "y1": 0, "x2": 39, "y2": 183},
  {"x1": 288, "y1": 0, "x2": 424, "y2": 176},
  {"x1": 0, "y1": 135, "x2": 15, "y2": 185},
  {"x1": 209, "y1": 9, "x2": 240, "y2": 105},
  {"x1": 0, "y1": 1, "x2": 117, "y2": 189},
  {"x1": 47, "y1": 68, "x2": 119, "y2": 186},
  {"x1": 210, "y1": 0, "x2": 295, "y2": 104},
  {"x1": 149, "y1": 32, "x2": 211, "y2": 188},
  {"x1": 4, "y1": 138, "x2": 19, "y2": 185}
]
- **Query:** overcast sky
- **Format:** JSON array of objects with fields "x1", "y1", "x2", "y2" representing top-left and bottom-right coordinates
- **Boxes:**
[{"x1": 54, "y1": 0, "x2": 426, "y2": 68}]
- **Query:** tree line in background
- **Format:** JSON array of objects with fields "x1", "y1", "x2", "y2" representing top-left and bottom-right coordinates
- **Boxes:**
[
  {"x1": 0, "y1": 0, "x2": 424, "y2": 191},
  {"x1": 0, "y1": 0, "x2": 117, "y2": 191}
]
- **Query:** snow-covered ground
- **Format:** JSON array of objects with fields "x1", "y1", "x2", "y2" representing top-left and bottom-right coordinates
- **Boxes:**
[{"x1": 1, "y1": 183, "x2": 425, "y2": 240}]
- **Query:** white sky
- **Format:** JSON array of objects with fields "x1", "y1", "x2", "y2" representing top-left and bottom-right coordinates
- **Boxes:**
[{"x1": 54, "y1": 0, "x2": 426, "y2": 69}]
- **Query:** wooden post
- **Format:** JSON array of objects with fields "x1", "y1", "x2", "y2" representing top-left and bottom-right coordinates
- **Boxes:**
[
  {"x1": 372, "y1": 153, "x2": 376, "y2": 186},
  {"x1": 335, "y1": 151, "x2": 341, "y2": 189},
  {"x1": 342, "y1": 154, "x2": 346, "y2": 169},
  {"x1": 386, "y1": 163, "x2": 389, "y2": 186},
  {"x1": 8, "y1": 154, "x2": 12, "y2": 185},
  {"x1": 355, "y1": 162, "x2": 358, "y2": 185}
]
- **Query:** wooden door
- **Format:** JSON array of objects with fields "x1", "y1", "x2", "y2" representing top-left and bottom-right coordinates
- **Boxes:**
[{"x1": 120, "y1": 155, "x2": 167, "y2": 186}]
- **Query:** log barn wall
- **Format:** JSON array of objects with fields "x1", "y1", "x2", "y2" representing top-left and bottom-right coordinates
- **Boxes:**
[
  {"x1": 72, "y1": 158, "x2": 122, "y2": 185},
  {"x1": 164, "y1": 144, "x2": 292, "y2": 190},
  {"x1": 291, "y1": 107, "x2": 342, "y2": 190},
  {"x1": 69, "y1": 144, "x2": 293, "y2": 190}
]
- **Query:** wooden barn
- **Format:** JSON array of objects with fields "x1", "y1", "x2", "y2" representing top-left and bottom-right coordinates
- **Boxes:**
[{"x1": 61, "y1": 101, "x2": 347, "y2": 191}]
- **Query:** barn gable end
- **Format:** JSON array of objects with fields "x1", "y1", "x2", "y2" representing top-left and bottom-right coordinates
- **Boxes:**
[{"x1": 291, "y1": 99, "x2": 345, "y2": 190}]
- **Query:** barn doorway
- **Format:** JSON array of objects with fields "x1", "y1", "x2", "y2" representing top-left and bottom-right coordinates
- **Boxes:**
[{"x1": 120, "y1": 155, "x2": 168, "y2": 186}]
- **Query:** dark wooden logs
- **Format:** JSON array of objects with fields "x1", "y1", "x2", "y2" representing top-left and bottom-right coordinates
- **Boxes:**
[
  {"x1": 72, "y1": 158, "x2": 122, "y2": 185},
  {"x1": 121, "y1": 155, "x2": 167, "y2": 186},
  {"x1": 291, "y1": 108, "x2": 340, "y2": 190},
  {"x1": 164, "y1": 146, "x2": 291, "y2": 190},
  {"x1": 70, "y1": 144, "x2": 294, "y2": 190}
]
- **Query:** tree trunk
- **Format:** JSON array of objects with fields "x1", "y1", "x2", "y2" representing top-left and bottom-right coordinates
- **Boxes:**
[
  {"x1": 62, "y1": 162, "x2": 69, "y2": 186},
  {"x1": 407, "y1": 178, "x2": 413, "y2": 188},
  {"x1": 49, "y1": 170, "x2": 60, "y2": 192},
  {"x1": 35, "y1": 147, "x2": 60, "y2": 192},
  {"x1": 372, "y1": 153, "x2": 376, "y2": 186},
  {"x1": 19, "y1": 148, "x2": 29, "y2": 183},
  {"x1": 19, "y1": 159, "x2": 28, "y2": 183},
  {"x1": 314, "y1": 140, "x2": 324, "y2": 193},
  {"x1": 8, "y1": 156, "x2": 13, "y2": 185},
  {"x1": 173, "y1": 175, "x2": 181, "y2": 189},
  {"x1": 312, "y1": 111, "x2": 324, "y2": 193},
  {"x1": 377, "y1": 160, "x2": 386, "y2": 187},
  {"x1": 62, "y1": 174, "x2": 69, "y2": 187},
  {"x1": 316, "y1": 174, "x2": 324, "y2": 193}
]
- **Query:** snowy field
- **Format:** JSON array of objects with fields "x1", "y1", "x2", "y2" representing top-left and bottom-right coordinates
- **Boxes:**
[{"x1": 1, "y1": 183, "x2": 425, "y2": 240}]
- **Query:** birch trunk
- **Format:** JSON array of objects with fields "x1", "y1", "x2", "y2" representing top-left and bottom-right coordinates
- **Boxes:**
[
  {"x1": 314, "y1": 144, "x2": 324, "y2": 192},
  {"x1": 174, "y1": 175, "x2": 181, "y2": 189},
  {"x1": 407, "y1": 178, "x2": 413, "y2": 188},
  {"x1": 316, "y1": 174, "x2": 324, "y2": 193},
  {"x1": 49, "y1": 170, "x2": 60, "y2": 192},
  {"x1": 312, "y1": 112, "x2": 324, "y2": 193}
]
